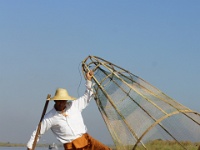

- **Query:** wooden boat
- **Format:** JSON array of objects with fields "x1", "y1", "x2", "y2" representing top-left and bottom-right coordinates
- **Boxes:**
[{"x1": 49, "y1": 143, "x2": 58, "y2": 150}]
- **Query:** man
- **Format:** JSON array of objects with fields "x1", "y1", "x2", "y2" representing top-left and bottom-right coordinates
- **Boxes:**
[{"x1": 27, "y1": 71, "x2": 111, "y2": 150}]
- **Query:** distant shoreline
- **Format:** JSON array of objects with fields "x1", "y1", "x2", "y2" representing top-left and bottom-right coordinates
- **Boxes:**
[{"x1": 0, "y1": 142, "x2": 49, "y2": 147}]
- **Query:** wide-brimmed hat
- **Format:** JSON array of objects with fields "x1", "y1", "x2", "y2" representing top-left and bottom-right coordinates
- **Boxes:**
[{"x1": 50, "y1": 88, "x2": 76, "y2": 101}]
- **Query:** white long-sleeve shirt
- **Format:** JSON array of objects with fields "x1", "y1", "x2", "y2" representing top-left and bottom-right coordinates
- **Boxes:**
[{"x1": 27, "y1": 80, "x2": 94, "y2": 149}]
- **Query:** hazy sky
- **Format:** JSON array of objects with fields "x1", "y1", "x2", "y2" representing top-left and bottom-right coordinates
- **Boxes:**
[{"x1": 0, "y1": 0, "x2": 199, "y2": 145}]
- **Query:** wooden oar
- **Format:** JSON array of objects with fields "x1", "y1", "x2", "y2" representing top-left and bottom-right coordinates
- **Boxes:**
[{"x1": 32, "y1": 94, "x2": 51, "y2": 150}]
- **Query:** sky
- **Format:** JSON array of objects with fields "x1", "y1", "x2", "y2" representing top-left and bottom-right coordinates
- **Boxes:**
[{"x1": 0, "y1": 0, "x2": 200, "y2": 146}]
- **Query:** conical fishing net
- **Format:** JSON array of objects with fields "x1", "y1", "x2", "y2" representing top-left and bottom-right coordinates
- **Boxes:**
[{"x1": 82, "y1": 56, "x2": 200, "y2": 150}]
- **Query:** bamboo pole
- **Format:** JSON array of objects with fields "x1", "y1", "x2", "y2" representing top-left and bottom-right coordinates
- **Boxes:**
[{"x1": 32, "y1": 94, "x2": 51, "y2": 150}]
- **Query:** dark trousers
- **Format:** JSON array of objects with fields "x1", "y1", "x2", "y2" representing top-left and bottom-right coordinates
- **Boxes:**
[{"x1": 63, "y1": 133, "x2": 111, "y2": 150}]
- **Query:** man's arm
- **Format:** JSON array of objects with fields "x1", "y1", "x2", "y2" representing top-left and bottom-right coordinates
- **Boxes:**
[
  {"x1": 27, "y1": 116, "x2": 52, "y2": 149},
  {"x1": 74, "y1": 70, "x2": 94, "y2": 110}
]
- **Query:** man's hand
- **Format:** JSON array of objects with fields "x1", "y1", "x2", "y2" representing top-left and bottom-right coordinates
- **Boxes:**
[{"x1": 86, "y1": 70, "x2": 94, "y2": 81}]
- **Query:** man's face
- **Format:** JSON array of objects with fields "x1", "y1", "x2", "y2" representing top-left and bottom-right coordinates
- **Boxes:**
[{"x1": 54, "y1": 100, "x2": 67, "y2": 111}]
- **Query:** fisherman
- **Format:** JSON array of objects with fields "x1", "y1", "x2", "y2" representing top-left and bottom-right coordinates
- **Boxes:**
[{"x1": 27, "y1": 71, "x2": 111, "y2": 150}]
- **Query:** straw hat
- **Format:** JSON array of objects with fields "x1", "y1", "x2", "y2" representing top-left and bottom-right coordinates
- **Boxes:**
[{"x1": 50, "y1": 88, "x2": 76, "y2": 101}]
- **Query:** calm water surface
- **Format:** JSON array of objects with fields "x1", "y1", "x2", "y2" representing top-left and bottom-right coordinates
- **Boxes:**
[{"x1": 0, "y1": 147, "x2": 64, "y2": 150}]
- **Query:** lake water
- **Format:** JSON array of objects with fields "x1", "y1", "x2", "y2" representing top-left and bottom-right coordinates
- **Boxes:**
[{"x1": 0, "y1": 147, "x2": 64, "y2": 150}]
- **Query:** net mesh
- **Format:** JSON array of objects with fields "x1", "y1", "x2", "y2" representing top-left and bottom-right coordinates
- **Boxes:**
[{"x1": 82, "y1": 56, "x2": 200, "y2": 150}]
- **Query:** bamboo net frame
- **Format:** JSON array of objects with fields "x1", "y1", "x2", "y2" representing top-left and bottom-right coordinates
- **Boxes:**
[{"x1": 82, "y1": 55, "x2": 200, "y2": 150}]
